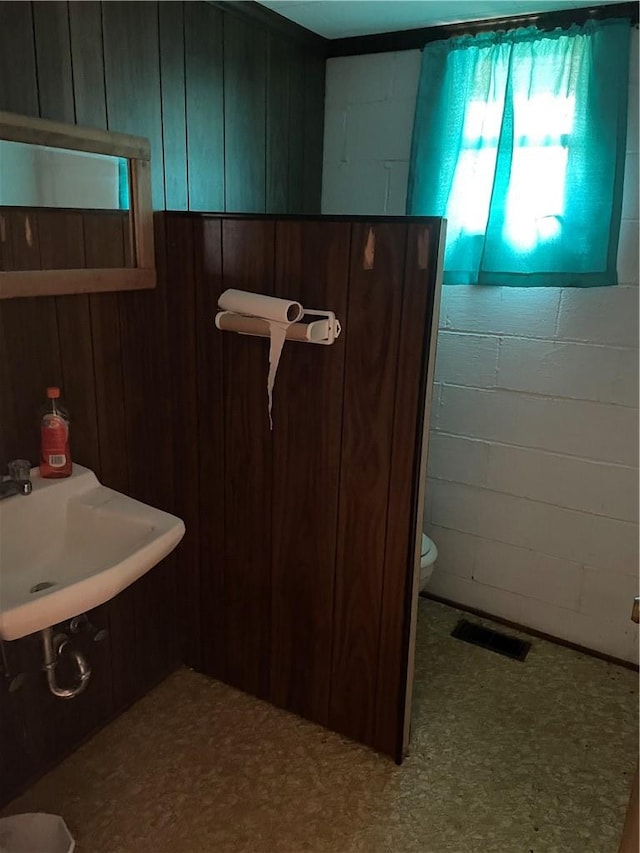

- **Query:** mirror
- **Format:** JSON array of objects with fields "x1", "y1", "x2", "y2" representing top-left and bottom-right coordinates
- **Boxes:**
[
  {"x1": 0, "y1": 111, "x2": 155, "y2": 299},
  {"x1": 0, "y1": 141, "x2": 130, "y2": 211}
]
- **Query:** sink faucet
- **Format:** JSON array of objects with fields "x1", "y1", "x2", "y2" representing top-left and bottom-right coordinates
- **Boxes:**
[{"x1": 0, "y1": 459, "x2": 32, "y2": 499}]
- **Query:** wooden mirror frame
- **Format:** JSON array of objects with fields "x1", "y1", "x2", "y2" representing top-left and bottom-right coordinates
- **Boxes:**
[{"x1": 0, "y1": 111, "x2": 155, "y2": 299}]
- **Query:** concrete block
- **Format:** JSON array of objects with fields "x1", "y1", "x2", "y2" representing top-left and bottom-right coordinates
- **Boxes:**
[
  {"x1": 325, "y1": 54, "x2": 394, "y2": 107},
  {"x1": 622, "y1": 153, "x2": 639, "y2": 219},
  {"x1": 391, "y1": 50, "x2": 421, "y2": 101},
  {"x1": 427, "y1": 432, "x2": 489, "y2": 486},
  {"x1": 321, "y1": 160, "x2": 387, "y2": 215},
  {"x1": 579, "y1": 566, "x2": 639, "y2": 623},
  {"x1": 629, "y1": 30, "x2": 639, "y2": 86},
  {"x1": 322, "y1": 107, "x2": 347, "y2": 164},
  {"x1": 496, "y1": 338, "x2": 639, "y2": 407},
  {"x1": 384, "y1": 160, "x2": 410, "y2": 215},
  {"x1": 443, "y1": 285, "x2": 561, "y2": 338},
  {"x1": 556, "y1": 286, "x2": 639, "y2": 347},
  {"x1": 345, "y1": 99, "x2": 416, "y2": 162},
  {"x1": 486, "y1": 444, "x2": 639, "y2": 523},
  {"x1": 438, "y1": 385, "x2": 639, "y2": 466},
  {"x1": 434, "y1": 331, "x2": 499, "y2": 388},
  {"x1": 617, "y1": 219, "x2": 639, "y2": 285},
  {"x1": 422, "y1": 523, "x2": 476, "y2": 579},
  {"x1": 627, "y1": 83, "x2": 639, "y2": 154},
  {"x1": 473, "y1": 537, "x2": 582, "y2": 610},
  {"x1": 429, "y1": 480, "x2": 639, "y2": 574}
]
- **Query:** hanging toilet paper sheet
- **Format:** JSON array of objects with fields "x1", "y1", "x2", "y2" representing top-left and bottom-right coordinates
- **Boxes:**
[{"x1": 216, "y1": 289, "x2": 304, "y2": 429}]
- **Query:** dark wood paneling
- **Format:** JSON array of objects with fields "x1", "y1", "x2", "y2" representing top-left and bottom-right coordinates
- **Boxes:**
[
  {"x1": 165, "y1": 213, "x2": 200, "y2": 665},
  {"x1": 68, "y1": 1, "x2": 107, "y2": 130},
  {"x1": 159, "y1": 2, "x2": 188, "y2": 211},
  {"x1": 220, "y1": 219, "x2": 274, "y2": 699},
  {"x1": 269, "y1": 221, "x2": 349, "y2": 724},
  {"x1": 224, "y1": 16, "x2": 267, "y2": 212},
  {"x1": 0, "y1": 210, "x2": 61, "y2": 468},
  {"x1": 329, "y1": 223, "x2": 407, "y2": 746},
  {"x1": 287, "y1": 49, "x2": 306, "y2": 214},
  {"x1": 266, "y1": 37, "x2": 290, "y2": 213},
  {"x1": 185, "y1": 2, "x2": 224, "y2": 212},
  {"x1": 194, "y1": 217, "x2": 226, "y2": 677},
  {"x1": 302, "y1": 55, "x2": 325, "y2": 214},
  {"x1": 38, "y1": 210, "x2": 101, "y2": 474},
  {"x1": 374, "y1": 223, "x2": 441, "y2": 759},
  {"x1": 0, "y1": 2, "x2": 38, "y2": 115},
  {"x1": 102, "y1": 1, "x2": 165, "y2": 209},
  {"x1": 32, "y1": 1, "x2": 75, "y2": 123}
]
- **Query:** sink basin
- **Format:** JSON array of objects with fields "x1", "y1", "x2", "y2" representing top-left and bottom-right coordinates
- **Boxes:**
[{"x1": 0, "y1": 464, "x2": 185, "y2": 640}]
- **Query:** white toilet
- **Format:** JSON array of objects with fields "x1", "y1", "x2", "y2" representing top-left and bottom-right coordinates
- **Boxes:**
[{"x1": 418, "y1": 533, "x2": 438, "y2": 592}]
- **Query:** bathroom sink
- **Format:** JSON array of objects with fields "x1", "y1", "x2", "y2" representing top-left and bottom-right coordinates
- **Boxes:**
[{"x1": 0, "y1": 464, "x2": 185, "y2": 640}]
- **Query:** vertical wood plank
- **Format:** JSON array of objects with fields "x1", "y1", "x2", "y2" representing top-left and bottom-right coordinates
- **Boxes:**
[
  {"x1": 302, "y1": 53, "x2": 325, "y2": 214},
  {"x1": 373, "y1": 223, "x2": 441, "y2": 759},
  {"x1": 329, "y1": 223, "x2": 407, "y2": 746},
  {"x1": 195, "y1": 217, "x2": 226, "y2": 677},
  {"x1": 102, "y1": 1, "x2": 165, "y2": 209},
  {"x1": 0, "y1": 210, "x2": 61, "y2": 468},
  {"x1": 83, "y1": 212, "x2": 129, "y2": 490},
  {"x1": 220, "y1": 218, "x2": 274, "y2": 699},
  {"x1": 287, "y1": 48, "x2": 305, "y2": 214},
  {"x1": 117, "y1": 214, "x2": 175, "y2": 693},
  {"x1": 37, "y1": 210, "x2": 101, "y2": 474},
  {"x1": 0, "y1": 2, "x2": 39, "y2": 115},
  {"x1": 159, "y1": 1, "x2": 188, "y2": 211},
  {"x1": 32, "y1": 1, "x2": 75, "y2": 123},
  {"x1": 270, "y1": 221, "x2": 349, "y2": 724},
  {"x1": 185, "y1": 2, "x2": 224, "y2": 211},
  {"x1": 68, "y1": 1, "x2": 107, "y2": 130},
  {"x1": 165, "y1": 212, "x2": 200, "y2": 666},
  {"x1": 266, "y1": 36, "x2": 290, "y2": 214},
  {"x1": 224, "y1": 16, "x2": 267, "y2": 213}
]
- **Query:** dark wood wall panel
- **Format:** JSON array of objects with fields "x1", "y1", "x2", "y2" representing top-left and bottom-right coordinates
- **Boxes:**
[
  {"x1": 329, "y1": 223, "x2": 407, "y2": 746},
  {"x1": 373, "y1": 224, "x2": 441, "y2": 758},
  {"x1": 68, "y1": 2, "x2": 107, "y2": 129},
  {"x1": 266, "y1": 37, "x2": 291, "y2": 214},
  {"x1": 195, "y1": 218, "x2": 226, "y2": 679},
  {"x1": 220, "y1": 220, "x2": 275, "y2": 699},
  {"x1": 159, "y1": 2, "x2": 188, "y2": 212},
  {"x1": 224, "y1": 16, "x2": 267, "y2": 212},
  {"x1": 32, "y1": 2, "x2": 75, "y2": 123},
  {"x1": 102, "y1": 1, "x2": 166, "y2": 209},
  {"x1": 302, "y1": 55, "x2": 326, "y2": 214},
  {"x1": 0, "y1": 0, "x2": 326, "y2": 807},
  {"x1": 0, "y1": 2, "x2": 38, "y2": 114},
  {"x1": 185, "y1": 2, "x2": 224, "y2": 212},
  {"x1": 165, "y1": 213, "x2": 200, "y2": 665},
  {"x1": 183, "y1": 213, "x2": 443, "y2": 762},
  {"x1": 269, "y1": 222, "x2": 349, "y2": 724}
]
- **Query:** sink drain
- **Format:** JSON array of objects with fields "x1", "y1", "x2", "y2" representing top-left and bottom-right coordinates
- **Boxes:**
[{"x1": 30, "y1": 581, "x2": 57, "y2": 594}]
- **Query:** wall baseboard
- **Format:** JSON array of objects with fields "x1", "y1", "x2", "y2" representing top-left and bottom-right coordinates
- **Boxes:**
[{"x1": 421, "y1": 591, "x2": 639, "y2": 673}]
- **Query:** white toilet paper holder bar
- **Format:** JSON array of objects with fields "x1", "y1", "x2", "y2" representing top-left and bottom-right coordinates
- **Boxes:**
[{"x1": 215, "y1": 309, "x2": 342, "y2": 345}]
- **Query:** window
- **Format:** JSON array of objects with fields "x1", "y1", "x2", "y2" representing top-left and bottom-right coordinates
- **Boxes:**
[{"x1": 407, "y1": 19, "x2": 631, "y2": 286}]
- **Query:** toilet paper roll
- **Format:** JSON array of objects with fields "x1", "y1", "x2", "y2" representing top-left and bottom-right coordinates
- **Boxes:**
[
  {"x1": 218, "y1": 289, "x2": 303, "y2": 324},
  {"x1": 217, "y1": 289, "x2": 304, "y2": 429}
]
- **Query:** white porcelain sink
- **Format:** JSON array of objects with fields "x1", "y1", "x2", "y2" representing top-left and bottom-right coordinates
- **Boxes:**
[{"x1": 0, "y1": 464, "x2": 185, "y2": 640}]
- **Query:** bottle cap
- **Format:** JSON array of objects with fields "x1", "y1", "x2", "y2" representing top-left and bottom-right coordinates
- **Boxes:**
[{"x1": 46, "y1": 386, "x2": 60, "y2": 399}]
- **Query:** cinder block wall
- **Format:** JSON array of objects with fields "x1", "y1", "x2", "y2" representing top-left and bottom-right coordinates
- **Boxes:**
[{"x1": 322, "y1": 32, "x2": 639, "y2": 663}]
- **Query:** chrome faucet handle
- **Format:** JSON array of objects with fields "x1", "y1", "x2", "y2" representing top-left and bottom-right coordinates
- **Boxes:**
[{"x1": 7, "y1": 459, "x2": 32, "y2": 495}]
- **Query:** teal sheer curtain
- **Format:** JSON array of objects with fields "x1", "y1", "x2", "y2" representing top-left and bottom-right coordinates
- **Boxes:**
[{"x1": 407, "y1": 19, "x2": 631, "y2": 286}]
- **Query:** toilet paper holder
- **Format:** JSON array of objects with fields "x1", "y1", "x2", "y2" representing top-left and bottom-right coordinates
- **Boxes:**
[{"x1": 215, "y1": 308, "x2": 342, "y2": 345}]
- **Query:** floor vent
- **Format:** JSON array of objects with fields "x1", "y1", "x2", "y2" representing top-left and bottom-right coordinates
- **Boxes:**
[{"x1": 451, "y1": 619, "x2": 531, "y2": 661}]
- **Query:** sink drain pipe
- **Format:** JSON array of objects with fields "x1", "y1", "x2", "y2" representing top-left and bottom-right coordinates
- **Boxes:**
[{"x1": 41, "y1": 627, "x2": 91, "y2": 699}]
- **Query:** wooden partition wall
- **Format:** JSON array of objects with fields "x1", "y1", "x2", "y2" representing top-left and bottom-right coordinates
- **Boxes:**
[{"x1": 166, "y1": 213, "x2": 444, "y2": 760}]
